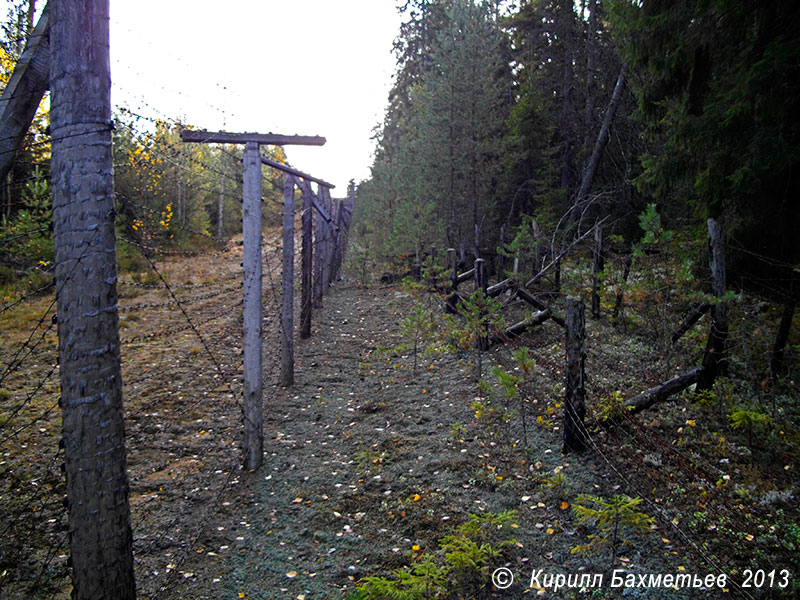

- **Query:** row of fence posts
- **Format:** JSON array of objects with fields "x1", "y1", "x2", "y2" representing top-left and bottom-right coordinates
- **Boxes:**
[
  {"x1": 181, "y1": 132, "x2": 355, "y2": 472},
  {"x1": 442, "y1": 249, "x2": 589, "y2": 454}
]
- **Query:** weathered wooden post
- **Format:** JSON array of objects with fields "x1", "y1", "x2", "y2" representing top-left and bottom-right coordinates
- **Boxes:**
[
  {"x1": 280, "y1": 175, "x2": 295, "y2": 387},
  {"x1": 299, "y1": 177, "x2": 313, "y2": 339},
  {"x1": 329, "y1": 197, "x2": 341, "y2": 286},
  {"x1": 242, "y1": 141, "x2": 264, "y2": 469},
  {"x1": 180, "y1": 130, "x2": 325, "y2": 471},
  {"x1": 475, "y1": 258, "x2": 489, "y2": 351},
  {"x1": 612, "y1": 253, "x2": 631, "y2": 323},
  {"x1": 50, "y1": 0, "x2": 135, "y2": 596},
  {"x1": 313, "y1": 190, "x2": 325, "y2": 308},
  {"x1": 696, "y1": 218, "x2": 728, "y2": 393},
  {"x1": 321, "y1": 188, "x2": 335, "y2": 291},
  {"x1": 591, "y1": 224, "x2": 604, "y2": 318},
  {"x1": 332, "y1": 198, "x2": 346, "y2": 282},
  {"x1": 445, "y1": 248, "x2": 458, "y2": 313},
  {"x1": 563, "y1": 298, "x2": 588, "y2": 453}
]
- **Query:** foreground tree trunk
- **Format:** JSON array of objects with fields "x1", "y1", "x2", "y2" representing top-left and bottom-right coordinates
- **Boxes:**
[
  {"x1": 563, "y1": 298, "x2": 588, "y2": 453},
  {"x1": 50, "y1": 1, "x2": 136, "y2": 597}
]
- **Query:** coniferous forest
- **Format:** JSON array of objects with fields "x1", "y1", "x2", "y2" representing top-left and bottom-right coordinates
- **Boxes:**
[{"x1": 0, "y1": 1, "x2": 799, "y2": 598}]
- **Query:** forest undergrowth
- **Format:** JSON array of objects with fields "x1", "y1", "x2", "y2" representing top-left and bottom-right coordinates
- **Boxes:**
[{"x1": 1, "y1": 231, "x2": 798, "y2": 599}]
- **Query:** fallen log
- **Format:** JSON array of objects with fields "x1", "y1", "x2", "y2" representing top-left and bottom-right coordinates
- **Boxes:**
[
  {"x1": 671, "y1": 303, "x2": 711, "y2": 345},
  {"x1": 489, "y1": 310, "x2": 550, "y2": 346},
  {"x1": 457, "y1": 268, "x2": 476, "y2": 285},
  {"x1": 621, "y1": 366, "x2": 705, "y2": 418},
  {"x1": 516, "y1": 288, "x2": 566, "y2": 328},
  {"x1": 487, "y1": 277, "x2": 514, "y2": 298}
]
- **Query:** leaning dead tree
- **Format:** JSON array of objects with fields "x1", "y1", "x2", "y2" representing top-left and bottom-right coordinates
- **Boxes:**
[
  {"x1": 0, "y1": 2, "x2": 50, "y2": 183},
  {"x1": 50, "y1": 0, "x2": 135, "y2": 597}
]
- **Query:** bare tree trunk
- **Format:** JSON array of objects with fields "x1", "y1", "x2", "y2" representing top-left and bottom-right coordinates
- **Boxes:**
[
  {"x1": 591, "y1": 224, "x2": 603, "y2": 318},
  {"x1": 612, "y1": 253, "x2": 632, "y2": 323},
  {"x1": 50, "y1": 1, "x2": 135, "y2": 597},
  {"x1": 563, "y1": 298, "x2": 588, "y2": 453},
  {"x1": 280, "y1": 175, "x2": 295, "y2": 387},
  {"x1": 0, "y1": 2, "x2": 50, "y2": 184},
  {"x1": 696, "y1": 218, "x2": 728, "y2": 393},
  {"x1": 217, "y1": 152, "x2": 224, "y2": 239},
  {"x1": 241, "y1": 141, "x2": 263, "y2": 470},
  {"x1": 582, "y1": 0, "x2": 597, "y2": 157},
  {"x1": 312, "y1": 186, "x2": 325, "y2": 309},
  {"x1": 572, "y1": 67, "x2": 626, "y2": 223},
  {"x1": 300, "y1": 178, "x2": 313, "y2": 339}
]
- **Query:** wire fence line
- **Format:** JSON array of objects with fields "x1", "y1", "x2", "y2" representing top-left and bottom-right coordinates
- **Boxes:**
[{"x1": 1, "y1": 87, "x2": 356, "y2": 597}]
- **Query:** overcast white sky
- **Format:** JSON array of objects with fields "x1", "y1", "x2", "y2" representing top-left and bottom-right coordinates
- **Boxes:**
[{"x1": 108, "y1": 1, "x2": 403, "y2": 191}]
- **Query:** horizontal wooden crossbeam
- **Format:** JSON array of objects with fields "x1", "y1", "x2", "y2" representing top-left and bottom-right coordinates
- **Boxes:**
[
  {"x1": 180, "y1": 129, "x2": 326, "y2": 146},
  {"x1": 261, "y1": 156, "x2": 334, "y2": 189}
]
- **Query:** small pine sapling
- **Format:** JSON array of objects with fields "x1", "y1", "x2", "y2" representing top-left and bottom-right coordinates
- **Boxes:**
[
  {"x1": 402, "y1": 303, "x2": 434, "y2": 376},
  {"x1": 571, "y1": 494, "x2": 654, "y2": 568}
]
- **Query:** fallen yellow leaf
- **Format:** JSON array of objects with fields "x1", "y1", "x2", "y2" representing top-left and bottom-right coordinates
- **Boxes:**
[{"x1": 286, "y1": 571, "x2": 298, "y2": 578}]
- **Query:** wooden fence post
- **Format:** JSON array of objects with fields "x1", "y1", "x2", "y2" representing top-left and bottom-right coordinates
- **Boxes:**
[
  {"x1": 476, "y1": 258, "x2": 489, "y2": 351},
  {"x1": 51, "y1": 1, "x2": 135, "y2": 595},
  {"x1": 300, "y1": 177, "x2": 313, "y2": 339},
  {"x1": 445, "y1": 248, "x2": 457, "y2": 313},
  {"x1": 563, "y1": 298, "x2": 588, "y2": 453},
  {"x1": 321, "y1": 188, "x2": 333, "y2": 293},
  {"x1": 332, "y1": 198, "x2": 345, "y2": 282},
  {"x1": 241, "y1": 141, "x2": 263, "y2": 469},
  {"x1": 696, "y1": 218, "x2": 728, "y2": 392},
  {"x1": 313, "y1": 188, "x2": 325, "y2": 308},
  {"x1": 612, "y1": 253, "x2": 631, "y2": 323},
  {"x1": 591, "y1": 224, "x2": 604, "y2": 318},
  {"x1": 280, "y1": 175, "x2": 295, "y2": 387}
]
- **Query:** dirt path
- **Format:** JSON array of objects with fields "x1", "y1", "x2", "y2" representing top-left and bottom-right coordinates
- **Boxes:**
[{"x1": 168, "y1": 274, "x2": 707, "y2": 600}]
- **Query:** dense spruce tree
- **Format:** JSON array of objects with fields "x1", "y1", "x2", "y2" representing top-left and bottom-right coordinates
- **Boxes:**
[{"x1": 614, "y1": 0, "x2": 800, "y2": 299}]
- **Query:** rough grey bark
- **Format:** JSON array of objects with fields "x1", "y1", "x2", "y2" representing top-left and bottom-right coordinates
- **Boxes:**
[
  {"x1": 0, "y1": 1, "x2": 50, "y2": 183},
  {"x1": 321, "y1": 188, "x2": 333, "y2": 293},
  {"x1": 446, "y1": 247, "x2": 458, "y2": 313},
  {"x1": 696, "y1": 218, "x2": 728, "y2": 393},
  {"x1": 298, "y1": 177, "x2": 313, "y2": 339},
  {"x1": 563, "y1": 298, "x2": 588, "y2": 453},
  {"x1": 591, "y1": 224, "x2": 603, "y2": 318},
  {"x1": 612, "y1": 253, "x2": 632, "y2": 323},
  {"x1": 475, "y1": 258, "x2": 489, "y2": 352},
  {"x1": 280, "y1": 175, "x2": 295, "y2": 387},
  {"x1": 625, "y1": 366, "x2": 705, "y2": 416},
  {"x1": 218, "y1": 157, "x2": 224, "y2": 238},
  {"x1": 50, "y1": 0, "x2": 135, "y2": 597},
  {"x1": 241, "y1": 141, "x2": 263, "y2": 470},
  {"x1": 312, "y1": 187, "x2": 325, "y2": 309},
  {"x1": 489, "y1": 310, "x2": 550, "y2": 345}
]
